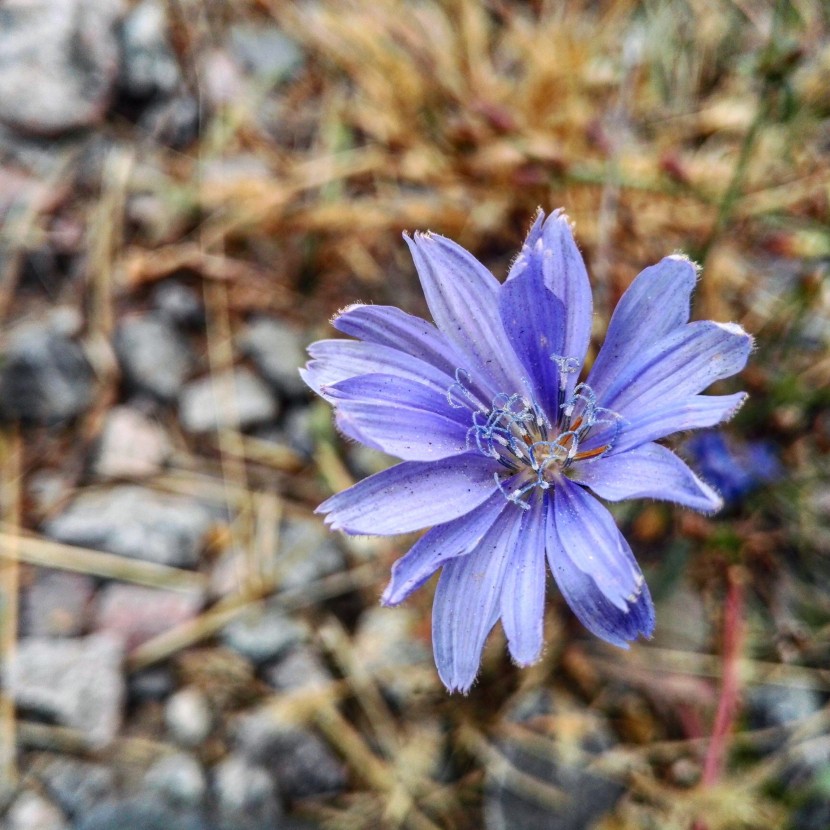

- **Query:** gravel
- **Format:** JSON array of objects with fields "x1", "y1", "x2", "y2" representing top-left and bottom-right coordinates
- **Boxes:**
[
  {"x1": 7, "y1": 634, "x2": 124, "y2": 748},
  {"x1": 0, "y1": 320, "x2": 94, "y2": 423},
  {"x1": 115, "y1": 314, "x2": 195, "y2": 402},
  {"x1": 0, "y1": 0, "x2": 122, "y2": 135},
  {"x1": 179, "y1": 368, "x2": 278, "y2": 434},
  {"x1": 44, "y1": 486, "x2": 213, "y2": 568}
]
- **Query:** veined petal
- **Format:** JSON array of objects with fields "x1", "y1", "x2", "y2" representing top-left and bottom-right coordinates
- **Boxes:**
[
  {"x1": 587, "y1": 256, "x2": 698, "y2": 400},
  {"x1": 432, "y1": 507, "x2": 524, "y2": 693},
  {"x1": 382, "y1": 490, "x2": 510, "y2": 606},
  {"x1": 328, "y1": 374, "x2": 470, "y2": 460},
  {"x1": 332, "y1": 304, "x2": 466, "y2": 381},
  {"x1": 326, "y1": 374, "x2": 468, "y2": 425},
  {"x1": 608, "y1": 392, "x2": 748, "y2": 454},
  {"x1": 499, "y1": 492, "x2": 547, "y2": 666},
  {"x1": 317, "y1": 454, "x2": 499, "y2": 535},
  {"x1": 506, "y1": 208, "x2": 545, "y2": 281},
  {"x1": 499, "y1": 257, "x2": 566, "y2": 416},
  {"x1": 570, "y1": 442, "x2": 722, "y2": 513},
  {"x1": 546, "y1": 494, "x2": 654, "y2": 647},
  {"x1": 540, "y1": 211, "x2": 593, "y2": 397},
  {"x1": 404, "y1": 232, "x2": 527, "y2": 396},
  {"x1": 552, "y1": 479, "x2": 644, "y2": 611},
  {"x1": 600, "y1": 321, "x2": 752, "y2": 416},
  {"x1": 303, "y1": 339, "x2": 462, "y2": 402}
]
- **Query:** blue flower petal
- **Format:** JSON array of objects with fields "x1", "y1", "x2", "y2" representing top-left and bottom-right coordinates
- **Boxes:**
[
  {"x1": 381, "y1": 490, "x2": 510, "y2": 606},
  {"x1": 500, "y1": 492, "x2": 547, "y2": 666},
  {"x1": 405, "y1": 232, "x2": 527, "y2": 397},
  {"x1": 317, "y1": 454, "x2": 499, "y2": 535},
  {"x1": 587, "y1": 255, "x2": 697, "y2": 401},
  {"x1": 546, "y1": 490, "x2": 654, "y2": 647},
  {"x1": 499, "y1": 253, "x2": 566, "y2": 417},
  {"x1": 605, "y1": 391, "x2": 748, "y2": 454},
  {"x1": 570, "y1": 442, "x2": 722, "y2": 513},
  {"x1": 332, "y1": 304, "x2": 466, "y2": 381},
  {"x1": 432, "y1": 506, "x2": 525, "y2": 693},
  {"x1": 506, "y1": 208, "x2": 545, "y2": 281},
  {"x1": 303, "y1": 339, "x2": 461, "y2": 402},
  {"x1": 539, "y1": 211, "x2": 593, "y2": 397},
  {"x1": 599, "y1": 321, "x2": 752, "y2": 417},
  {"x1": 328, "y1": 374, "x2": 470, "y2": 461},
  {"x1": 552, "y1": 479, "x2": 645, "y2": 611}
]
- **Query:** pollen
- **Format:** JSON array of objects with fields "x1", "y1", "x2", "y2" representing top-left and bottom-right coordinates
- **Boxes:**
[{"x1": 448, "y1": 359, "x2": 623, "y2": 509}]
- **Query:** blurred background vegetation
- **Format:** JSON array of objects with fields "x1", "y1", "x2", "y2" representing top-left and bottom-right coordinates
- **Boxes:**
[{"x1": 0, "y1": 1, "x2": 829, "y2": 828}]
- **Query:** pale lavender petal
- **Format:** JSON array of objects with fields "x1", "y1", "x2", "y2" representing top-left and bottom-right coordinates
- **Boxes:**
[
  {"x1": 382, "y1": 490, "x2": 510, "y2": 606},
  {"x1": 599, "y1": 321, "x2": 752, "y2": 416},
  {"x1": 499, "y1": 493, "x2": 547, "y2": 666},
  {"x1": 303, "y1": 339, "x2": 460, "y2": 402},
  {"x1": 432, "y1": 506, "x2": 524, "y2": 693},
  {"x1": 587, "y1": 256, "x2": 698, "y2": 400},
  {"x1": 552, "y1": 479, "x2": 644, "y2": 610},
  {"x1": 499, "y1": 258, "x2": 566, "y2": 416},
  {"x1": 332, "y1": 304, "x2": 466, "y2": 380},
  {"x1": 317, "y1": 455, "x2": 499, "y2": 535},
  {"x1": 570, "y1": 442, "x2": 722, "y2": 513},
  {"x1": 582, "y1": 391, "x2": 747, "y2": 455},
  {"x1": 606, "y1": 392, "x2": 748, "y2": 454},
  {"x1": 326, "y1": 374, "x2": 468, "y2": 425},
  {"x1": 546, "y1": 494, "x2": 654, "y2": 647},
  {"x1": 328, "y1": 374, "x2": 469, "y2": 460},
  {"x1": 506, "y1": 208, "x2": 545, "y2": 281},
  {"x1": 405, "y1": 232, "x2": 527, "y2": 396},
  {"x1": 540, "y1": 211, "x2": 593, "y2": 397}
]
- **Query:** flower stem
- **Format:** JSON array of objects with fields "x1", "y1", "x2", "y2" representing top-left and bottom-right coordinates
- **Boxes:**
[{"x1": 693, "y1": 565, "x2": 745, "y2": 830}]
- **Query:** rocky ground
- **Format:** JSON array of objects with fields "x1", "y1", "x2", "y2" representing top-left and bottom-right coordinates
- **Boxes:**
[{"x1": 1, "y1": 2, "x2": 829, "y2": 829}]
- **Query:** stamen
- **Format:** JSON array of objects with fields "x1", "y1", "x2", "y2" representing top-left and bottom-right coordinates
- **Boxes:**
[{"x1": 455, "y1": 375, "x2": 622, "y2": 508}]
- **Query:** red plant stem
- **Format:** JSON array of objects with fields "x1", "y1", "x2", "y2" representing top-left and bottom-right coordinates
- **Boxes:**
[{"x1": 692, "y1": 566, "x2": 745, "y2": 830}]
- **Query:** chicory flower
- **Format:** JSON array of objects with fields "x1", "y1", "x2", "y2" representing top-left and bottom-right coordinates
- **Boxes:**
[{"x1": 302, "y1": 209, "x2": 752, "y2": 693}]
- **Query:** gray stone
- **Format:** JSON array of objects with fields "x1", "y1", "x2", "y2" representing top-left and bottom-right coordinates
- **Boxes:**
[
  {"x1": 20, "y1": 570, "x2": 95, "y2": 637},
  {"x1": 0, "y1": 321, "x2": 94, "y2": 423},
  {"x1": 44, "y1": 485, "x2": 212, "y2": 568},
  {"x1": 6, "y1": 791, "x2": 68, "y2": 830},
  {"x1": 7, "y1": 634, "x2": 124, "y2": 747},
  {"x1": 264, "y1": 645, "x2": 331, "y2": 693},
  {"x1": 353, "y1": 606, "x2": 432, "y2": 706},
  {"x1": 220, "y1": 604, "x2": 308, "y2": 665},
  {"x1": 179, "y1": 368, "x2": 278, "y2": 434},
  {"x1": 118, "y1": 0, "x2": 181, "y2": 100},
  {"x1": 140, "y1": 93, "x2": 200, "y2": 150},
  {"x1": 143, "y1": 752, "x2": 207, "y2": 809},
  {"x1": 73, "y1": 797, "x2": 208, "y2": 830},
  {"x1": 0, "y1": 0, "x2": 122, "y2": 135},
  {"x1": 114, "y1": 314, "x2": 195, "y2": 402},
  {"x1": 93, "y1": 405, "x2": 171, "y2": 479},
  {"x1": 239, "y1": 317, "x2": 307, "y2": 397},
  {"x1": 484, "y1": 689, "x2": 624, "y2": 830},
  {"x1": 151, "y1": 282, "x2": 204, "y2": 328},
  {"x1": 37, "y1": 758, "x2": 116, "y2": 817},
  {"x1": 745, "y1": 684, "x2": 824, "y2": 732},
  {"x1": 93, "y1": 584, "x2": 203, "y2": 650},
  {"x1": 277, "y1": 517, "x2": 345, "y2": 591},
  {"x1": 281, "y1": 407, "x2": 315, "y2": 457},
  {"x1": 228, "y1": 24, "x2": 304, "y2": 83},
  {"x1": 212, "y1": 755, "x2": 282, "y2": 830},
  {"x1": 165, "y1": 686, "x2": 213, "y2": 748},
  {"x1": 129, "y1": 666, "x2": 175, "y2": 702},
  {"x1": 234, "y1": 707, "x2": 346, "y2": 799}
]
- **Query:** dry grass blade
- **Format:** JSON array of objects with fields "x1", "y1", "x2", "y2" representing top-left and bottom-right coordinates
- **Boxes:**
[
  {"x1": 0, "y1": 529, "x2": 206, "y2": 593},
  {"x1": 0, "y1": 427, "x2": 22, "y2": 785}
]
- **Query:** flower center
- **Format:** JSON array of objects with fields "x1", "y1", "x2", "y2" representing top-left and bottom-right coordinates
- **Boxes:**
[{"x1": 447, "y1": 365, "x2": 622, "y2": 510}]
